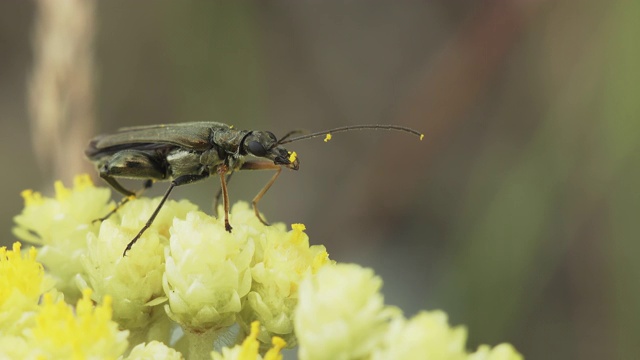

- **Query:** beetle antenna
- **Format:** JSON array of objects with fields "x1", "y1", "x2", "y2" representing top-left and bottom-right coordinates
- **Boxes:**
[
  {"x1": 277, "y1": 124, "x2": 424, "y2": 145},
  {"x1": 276, "y1": 129, "x2": 307, "y2": 144}
]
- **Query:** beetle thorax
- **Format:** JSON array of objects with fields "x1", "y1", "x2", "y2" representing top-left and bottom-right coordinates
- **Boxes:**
[{"x1": 212, "y1": 129, "x2": 249, "y2": 155}]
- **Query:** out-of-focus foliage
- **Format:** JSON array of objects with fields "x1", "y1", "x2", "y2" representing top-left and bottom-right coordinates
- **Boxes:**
[{"x1": 0, "y1": 1, "x2": 635, "y2": 358}]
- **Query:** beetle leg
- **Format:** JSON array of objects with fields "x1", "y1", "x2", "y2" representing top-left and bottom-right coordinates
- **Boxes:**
[
  {"x1": 240, "y1": 161, "x2": 283, "y2": 226},
  {"x1": 100, "y1": 173, "x2": 137, "y2": 197},
  {"x1": 217, "y1": 165, "x2": 233, "y2": 232},
  {"x1": 96, "y1": 149, "x2": 169, "y2": 222},
  {"x1": 94, "y1": 179, "x2": 153, "y2": 223},
  {"x1": 123, "y1": 173, "x2": 209, "y2": 256},
  {"x1": 97, "y1": 150, "x2": 167, "y2": 188},
  {"x1": 214, "y1": 173, "x2": 233, "y2": 217}
]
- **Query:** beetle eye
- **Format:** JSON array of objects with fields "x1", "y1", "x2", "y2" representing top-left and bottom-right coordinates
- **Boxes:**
[{"x1": 247, "y1": 141, "x2": 267, "y2": 157}]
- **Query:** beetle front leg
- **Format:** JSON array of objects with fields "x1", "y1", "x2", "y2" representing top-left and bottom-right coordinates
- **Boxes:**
[
  {"x1": 217, "y1": 165, "x2": 233, "y2": 232},
  {"x1": 240, "y1": 161, "x2": 284, "y2": 226},
  {"x1": 214, "y1": 173, "x2": 233, "y2": 218}
]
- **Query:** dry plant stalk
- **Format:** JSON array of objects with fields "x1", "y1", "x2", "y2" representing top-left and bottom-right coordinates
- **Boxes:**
[{"x1": 29, "y1": 0, "x2": 97, "y2": 184}]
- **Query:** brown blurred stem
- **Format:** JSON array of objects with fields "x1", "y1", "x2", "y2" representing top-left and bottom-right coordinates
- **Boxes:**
[{"x1": 29, "y1": 0, "x2": 97, "y2": 184}]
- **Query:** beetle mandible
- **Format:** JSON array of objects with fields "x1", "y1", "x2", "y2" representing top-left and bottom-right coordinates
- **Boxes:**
[{"x1": 85, "y1": 122, "x2": 423, "y2": 256}]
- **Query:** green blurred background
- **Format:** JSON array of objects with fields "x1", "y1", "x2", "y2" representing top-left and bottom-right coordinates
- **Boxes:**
[{"x1": 0, "y1": 1, "x2": 637, "y2": 358}]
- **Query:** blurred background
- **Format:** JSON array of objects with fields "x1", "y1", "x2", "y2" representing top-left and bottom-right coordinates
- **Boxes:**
[{"x1": 0, "y1": 0, "x2": 636, "y2": 358}]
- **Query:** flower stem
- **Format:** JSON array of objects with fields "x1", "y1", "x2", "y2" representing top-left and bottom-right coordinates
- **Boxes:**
[{"x1": 184, "y1": 327, "x2": 223, "y2": 360}]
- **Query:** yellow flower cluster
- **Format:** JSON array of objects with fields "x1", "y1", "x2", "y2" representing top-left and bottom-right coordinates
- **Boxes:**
[
  {"x1": 13, "y1": 174, "x2": 113, "y2": 303},
  {"x1": 126, "y1": 341, "x2": 185, "y2": 360},
  {"x1": 211, "y1": 321, "x2": 286, "y2": 360},
  {"x1": 295, "y1": 264, "x2": 398, "y2": 359},
  {"x1": 10, "y1": 175, "x2": 313, "y2": 358},
  {"x1": 6, "y1": 175, "x2": 522, "y2": 359},
  {"x1": 0, "y1": 243, "x2": 51, "y2": 309},
  {"x1": 239, "y1": 222, "x2": 331, "y2": 346},
  {"x1": 295, "y1": 264, "x2": 523, "y2": 360},
  {"x1": 0, "y1": 243, "x2": 128, "y2": 359},
  {"x1": 0, "y1": 242, "x2": 55, "y2": 336}
]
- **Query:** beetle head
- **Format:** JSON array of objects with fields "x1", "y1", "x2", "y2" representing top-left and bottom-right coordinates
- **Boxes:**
[{"x1": 242, "y1": 131, "x2": 300, "y2": 170}]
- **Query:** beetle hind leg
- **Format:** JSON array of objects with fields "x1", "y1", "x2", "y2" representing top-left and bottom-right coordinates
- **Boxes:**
[
  {"x1": 94, "y1": 149, "x2": 167, "y2": 223},
  {"x1": 93, "y1": 179, "x2": 153, "y2": 223},
  {"x1": 123, "y1": 173, "x2": 209, "y2": 256}
]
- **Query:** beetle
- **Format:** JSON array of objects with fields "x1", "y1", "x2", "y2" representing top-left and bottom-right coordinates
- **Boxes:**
[{"x1": 86, "y1": 122, "x2": 423, "y2": 256}]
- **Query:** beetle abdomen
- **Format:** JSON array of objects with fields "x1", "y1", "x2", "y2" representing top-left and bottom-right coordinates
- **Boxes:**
[
  {"x1": 98, "y1": 149, "x2": 168, "y2": 180},
  {"x1": 166, "y1": 149, "x2": 208, "y2": 178}
]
